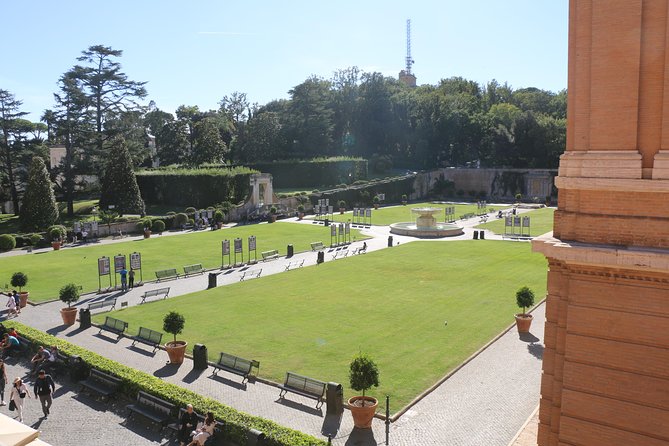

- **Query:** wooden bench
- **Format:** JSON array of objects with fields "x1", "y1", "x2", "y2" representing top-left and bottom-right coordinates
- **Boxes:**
[
  {"x1": 278, "y1": 372, "x2": 327, "y2": 409},
  {"x1": 310, "y1": 241, "x2": 325, "y2": 251},
  {"x1": 331, "y1": 250, "x2": 349, "y2": 260},
  {"x1": 80, "y1": 368, "x2": 122, "y2": 400},
  {"x1": 88, "y1": 296, "x2": 118, "y2": 312},
  {"x1": 239, "y1": 269, "x2": 262, "y2": 281},
  {"x1": 261, "y1": 249, "x2": 280, "y2": 261},
  {"x1": 284, "y1": 259, "x2": 305, "y2": 271},
  {"x1": 459, "y1": 212, "x2": 476, "y2": 220},
  {"x1": 98, "y1": 316, "x2": 128, "y2": 339},
  {"x1": 210, "y1": 352, "x2": 259, "y2": 384},
  {"x1": 140, "y1": 287, "x2": 170, "y2": 304},
  {"x1": 183, "y1": 263, "x2": 204, "y2": 277},
  {"x1": 155, "y1": 268, "x2": 180, "y2": 281},
  {"x1": 126, "y1": 391, "x2": 176, "y2": 430},
  {"x1": 352, "y1": 245, "x2": 367, "y2": 255},
  {"x1": 131, "y1": 327, "x2": 163, "y2": 352}
]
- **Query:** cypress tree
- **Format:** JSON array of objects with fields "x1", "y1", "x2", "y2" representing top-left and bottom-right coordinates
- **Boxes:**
[
  {"x1": 20, "y1": 156, "x2": 59, "y2": 230},
  {"x1": 99, "y1": 136, "x2": 145, "y2": 216}
]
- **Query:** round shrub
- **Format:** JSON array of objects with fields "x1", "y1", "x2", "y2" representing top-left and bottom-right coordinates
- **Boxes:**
[
  {"x1": 59, "y1": 282, "x2": 80, "y2": 308},
  {"x1": 11, "y1": 272, "x2": 28, "y2": 291},
  {"x1": 174, "y1": 213, "x2": 189, "y2": 228},
  {"x1": 213, "y1": 210, "x2": 224, "y2": 223},
  {"x1": 163, "y1": 311, "x2": 186, "y2": 343},
  {"x1": 185, "y1": 207, "x2": 196, "y2": 215},
  {"x1": 188, "y1": 218, "x2": 195, "y2": 226},
  {"x1": 48, "y1": 225, "x2": 66, "y2": 242},
  {"x1": 13, "y1": 235, "x2": 26, "y2": 248},
  {"x1": 30, "y1": 234, "x2": 42, "y2": 246},
  {"x1": 166, "y1": 211, "x2": 176, "y2": 216},
  {"x1": 152, "y1": 219, "x2": 166, "y2": 233},
  {"x1": 0, "y1": 234, "x2": 16, "y2": 251}
]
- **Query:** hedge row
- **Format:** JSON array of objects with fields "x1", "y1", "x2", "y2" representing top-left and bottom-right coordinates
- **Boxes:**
[
  {"x1": 246, "y1": 158, "x2": 368, "y2": 188},
  {"x1": 315, "y1": 175, "x2": 415, "y2": 207},
  {"x1": 136, "y1": 168, "x2": 257, "y2": 207},
  {"x1": 5, "y1": 321, "x2": 326, "y2": 446}
]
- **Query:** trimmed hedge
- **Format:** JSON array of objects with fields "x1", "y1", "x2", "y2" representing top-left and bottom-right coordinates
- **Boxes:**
[
  {"x1": 4, "y1": 321, "x2": 326, "y2": 446},
  {"x1": 0, "y1": 234, "x2": 16, "y2": 251},
  {"x1": 136, "y1": 167, "x2": 257, "y2": 207},
  {"x1": 315, "y1": 175, "x2": 415, "y2": 208},
  {"x1": 246, "y1": 157, "x2": 368, "y2": 188}
]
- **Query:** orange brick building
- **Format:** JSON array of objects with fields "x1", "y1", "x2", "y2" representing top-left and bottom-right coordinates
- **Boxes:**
[{"x1": 531, "y1": 1, "x2": 669, "y2": 445}]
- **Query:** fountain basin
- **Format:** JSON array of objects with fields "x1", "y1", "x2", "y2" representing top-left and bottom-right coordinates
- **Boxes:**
[{"x1": 389, "y1": 222, "x2": 464, "y2": 238}]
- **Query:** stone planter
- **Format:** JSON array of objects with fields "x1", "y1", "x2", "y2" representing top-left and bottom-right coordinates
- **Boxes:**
[
  {"x1": 514, "y1": 313, "x2": 533, "y2": 333},
  {"x1": 348, "y1": 396, "x2": 378, "y2": 429}
]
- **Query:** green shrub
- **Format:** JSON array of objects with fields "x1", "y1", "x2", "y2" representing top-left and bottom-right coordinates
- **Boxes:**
[
  {"x1": 48, "y1": 225, "x2": 66, "y2": 242},
  {"x1": 516, "y1": 286, "x2": 535, "y2": 315},
  {"x1": 163, "y1": 311, "x2": 185, "y2": 344},
  {"x1": 166, "y1": 211, "x2": 176, "y2": 216},
  {"x1": 185, "y1": 207, "x2": 197, "y2": 214},
  {"x1": 246, "y1": 157, "x2": 367, "y2": 189},
  {"x1": 297, "y1": 205, "x2": 305, "y2": 213},
  {"x1": 29, "y1": 234, "x2": 43, "y2": 246},
  {"x1": 338, "y1": 200, "x2": 346, "y2": 209},
  {"x1": 188, "y1": 218, "x2": 195, "y2": 226},
  {"x1": 11, "y1": 272, "x2": 28, "y2": 292},
  {"x1": 349, "y1": 352, "x2": 380, "y2": 399},
  {"x1": 4, "y1": 322, "x2": 326, "y2": 446},
  {"x1": 0, "y1": 234, "x2": 16, "y2": 251},
  {"x1": 213, "y1": 210, "x2": 224, "y2": 223},
  {"x1": 174, "y1": 213, "x2": 189, "y2": 228},
  {"x1": 152, "y1": 219, "x2": 166, "y2": 233},
  {"x1": 277, "y1": 194, "x2": 287, "y2": 198},
  {"x1": 59, "y1": 283, "x2": 80, "y2": 308},
  {"x1": 13, "y1": 235, "x2": 27, "y2": 248}
]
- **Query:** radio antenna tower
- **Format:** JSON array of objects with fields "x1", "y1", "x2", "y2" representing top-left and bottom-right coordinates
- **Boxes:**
[{"x1": 405, "y1": 19, "x2": 414, "y2": 74}]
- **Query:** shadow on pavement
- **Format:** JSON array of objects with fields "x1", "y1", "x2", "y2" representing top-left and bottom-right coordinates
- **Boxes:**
[
  {"x1": 127, "y1": 344, "x2": 158, "y2": 357},
  {"x1": 94, "y1": 332, "x2": 122, "y2": 343},
  {"x1": 275, "y1": 397, "x2": 323, "y2": 416},
  {"x1": 208, "y1": 373, "x2": 247, "y2": 390},
  {"x1": 527, "y1": 343, "x2": 544, "y2": 360},
  {"x1": 154, "y1": 362, "x2": 181, "y2": 378},
  {"x1": 46, "y1": 325, "x2": 70, "y2": 336},
  {"x1": 182, "y1": 367, "x2": 207, "y2": 384},
  {"x1": 343, "y1": 427, "x2": 379, "y2": 446},
  {"x1": 321, "y1": 412, "x2": 343, "y2": 439},
  {"x1": 65, "y1": 325, "x2": 91, "y2": 337},
  {"x1": 518, "y1": 332, "x2": 540, "y2": 343}
]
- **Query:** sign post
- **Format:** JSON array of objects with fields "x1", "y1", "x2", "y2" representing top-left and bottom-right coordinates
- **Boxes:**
[
  {"x1": 113, "y1": 254, "x2": 126, "y2": 290},
  {"x1": 130, "y1": 252, "x2": 142, "y2": 284},
  {"x1": 97, "y1": 256, "x2": 111, "y2": 292},
  {"x1": 248, "y1": 235, "x2": 257, "y2": 263},
  {"x1": 222, "y1": 240, "x2": 231, "y2": 269},
  {"x1": 234, "y1": 238, "x2": 243, "y2": 266}
]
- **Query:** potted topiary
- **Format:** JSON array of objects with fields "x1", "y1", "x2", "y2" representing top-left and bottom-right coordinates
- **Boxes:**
[
  {"x1": 338, "y1": 200, "x2": 346, "y2": 214},
  {"x1": 152, "y1": 219, "x2": 165, "y2": 235},
  {"x1": 48, "y1": 225, "x2": 66, "y2": 250},
  {"x1": 373, "y1": 196, "x2": 380, "y2": 209},
  {"x1": 11, "y1": 272, "x2": 29, "y2": 308},
  {"x1": 514, "y1": 286, "x2": 536, "y2": 333},
  {"x1": 59, "y1": 282, "x2": 80, "y2": 325},
  {"x1": 163, "y1": 311, "x2": 187, "y2": 364},
  {"x1": 401, "y1": 194, "x2": 408, "y2": 205},
  {"x1": 269, "y1": 206, "x2": 278, "y2": 223},
  {"x1": 136, "y1": 218, "x2": 152, "y2": 238},
  {"x1": 213, "y1": 210, "x2": 224, "y2": 229},
  {"x1": 297, "y1": 204, "x2": 305, "y2": 220},
  {"x1": 348, "y1": 352, "x2": 380, "y2": 429}
]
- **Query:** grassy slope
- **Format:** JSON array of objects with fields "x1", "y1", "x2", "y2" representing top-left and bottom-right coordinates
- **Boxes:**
[
  {"x1": 96, "y1": 240, "x2": 547, "y2": 409},
  {"x1": 476, "y1": 207, "x2": 555, "y2": 236},
  {"x1": 0, "y1": 223, "x2": 366, "y2": 301},
  {"x1": 308, "y1": 202, "x2": 510, "y2": 226}
]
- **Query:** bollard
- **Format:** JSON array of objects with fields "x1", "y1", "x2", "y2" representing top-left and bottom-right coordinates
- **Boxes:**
[
  {"x1": 207, "y1": 272, "x2": 217, "y2": 289},
  {"x1": 473, "y1": 230, "x2": 479, "y2": 240},
  {"x1": 388, "y1": 235, "x2": 393, "y2": 247},
  {"x1": 79, "y1": 308, "x2": 91, "y2": 329},
  {"x1": 480, "y1": 230, "x2": 485, "y2": 239},
  {"x1": 287, "y1": 244, "x2": 294, "y2": 258}
]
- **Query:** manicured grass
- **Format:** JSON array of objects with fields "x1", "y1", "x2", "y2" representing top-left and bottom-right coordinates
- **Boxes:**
[
  {"x1": 476, "y1": 207, "x2": 555, "y2": 237},
  {"x1": 0, "y1": 223, "x2": 367, "y2": 302},
  {"x1": 96, "y1": 240, "x2": 547, "y2": 410},
  {"x1": 308, "y1": 201, "x2": 510, "y2": 226},
  {"x1": 0, "y1": 199, "x2": 100, "y2": 235}
]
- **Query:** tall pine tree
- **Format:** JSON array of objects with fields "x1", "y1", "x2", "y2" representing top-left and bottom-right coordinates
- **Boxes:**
[
  {"x1": 20, "y1": 156, "x2": 59, "y2": 230},
  {"x1": 99, "y1": 136, "x2": 145, "y2": 216}
]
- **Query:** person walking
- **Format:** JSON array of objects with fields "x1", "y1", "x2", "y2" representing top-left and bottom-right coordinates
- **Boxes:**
[
  {"x1": 9, "y1": 377, "x2": 30, "y2": 422},
  {"x1": 12, "y1": 291, "x2": 21, "y2": 314},
  {"x1": 0, "y1": 359, "x2": 7, "y2": 406},
  {"x1": 120, "y1": 267, "x2": 128, "y2": 292},
  {"x1": 129, "y1": 268, "x2": 135, "y2": 289},
  {"x1": 5, "y1": 292, "x2": 18, "y2": 318},
  {"x1": 33, "y1": 369, "x2": 55, "y2": 419}
]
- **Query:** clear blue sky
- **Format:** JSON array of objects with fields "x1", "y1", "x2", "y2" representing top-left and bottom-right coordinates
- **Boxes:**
[{"x1": 1, "y1": 1, "x2": 568, "y2": 121}]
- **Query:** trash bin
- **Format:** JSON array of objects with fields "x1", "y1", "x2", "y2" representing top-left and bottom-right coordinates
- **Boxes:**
[
  {"x1": 473, "y1": 230, "x2": 479, "y2": 240},
  {"x1": 247, "y1": 429, "x2": 266, "y2": 446},
  {"x1": 287, "y1": 244, "x2": 294, "y2": 258},
  {"x1": 317, "y1": 251, "x2": 325, "y2": 264},
  {"x1": 193, "y1": 344, "x2": 208, "y2": 370},
  {"x1": 479, "y1": 230, "x2": 485, "y2": 239},
  {"x1": 326, "y1": 382, "x2": 344, "y2": 416},
  {"x1": 208, "y1": 272, "x2": 217, "y2": 289},
  {"x1": 388, "y1": 235, "x2": 393, "y2": 247},
  {"x1": 324, "y1": 218, "x2": 330, "y2": 226},
  {"x1": 79, "y1": 308, "x2": 91, "y2": 329}
]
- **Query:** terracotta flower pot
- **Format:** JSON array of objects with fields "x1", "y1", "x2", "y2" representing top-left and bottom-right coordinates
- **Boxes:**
[
  {"x1": 515, "y1": 313, "x2": 533, "y2": 333},
  {"x1": 144, "y1": 230, "x2": 151, "y2": 239},
  {"x1": 52, "y1": 241, "x2": 61, "y2": 250},
  {"x1": 60, "y1": 307, "x2": 78, "y2": 325},
  {"x1": 165, "y1": 340, "x2": 188, "y2": 364},
  {"x1": 340, "y1": 208, "x2": 345, "y2": 214},
  {"x1": 19, "y1": 292, "x2": 29, "y2": 308},
  {"x1": 348, "y1": 396, "x2": 378, "y2": 429}
]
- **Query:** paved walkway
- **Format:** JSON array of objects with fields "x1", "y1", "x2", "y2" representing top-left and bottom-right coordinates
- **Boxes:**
[{"x1": 0, "y1": 207, "x2": 545, "y2": 446}]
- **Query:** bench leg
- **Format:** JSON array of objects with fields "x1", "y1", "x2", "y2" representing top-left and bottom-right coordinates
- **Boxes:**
[
  {"x1": 279, "y1": 389, "x2": 286, "y2": 399},
  {"x1": 316, "y1": 399, "x2": 324, "y2": 410}
]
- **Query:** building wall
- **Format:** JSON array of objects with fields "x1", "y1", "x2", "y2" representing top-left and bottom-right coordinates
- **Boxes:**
[{"x1": 532, "y1": 1, "x2": 669, "y2": 445}]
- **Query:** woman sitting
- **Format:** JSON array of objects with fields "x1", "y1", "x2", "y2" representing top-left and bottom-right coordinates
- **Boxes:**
[{"x1": 188, "y1": 411, "x2": 215, "y2": 446}]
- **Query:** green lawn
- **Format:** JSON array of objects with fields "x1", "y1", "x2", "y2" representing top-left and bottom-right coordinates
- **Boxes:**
[
  {"x1": 0, "y1": 223, "x2": 367, "y2": 302},
  {"x1": 95, "y1": 240, "x2": 547, "y2": 410},
  {"x1": 308, "y1": 202, "x2": 510, "y2": 226},
  {"x1": 476, "y1": 207, "x2": 555, "y2": 237}
]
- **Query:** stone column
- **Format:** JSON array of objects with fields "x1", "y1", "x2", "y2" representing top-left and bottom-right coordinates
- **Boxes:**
[{"x1": 533, "y1": 1, "x2": 669, "y2": 445}]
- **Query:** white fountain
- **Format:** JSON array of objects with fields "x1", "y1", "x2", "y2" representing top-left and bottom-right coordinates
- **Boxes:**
[{"x1": 389, "y1": 207, "x2": 464, "y2": 238}]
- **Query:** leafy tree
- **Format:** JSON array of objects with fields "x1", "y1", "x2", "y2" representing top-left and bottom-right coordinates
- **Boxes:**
[
  {"x1": 286, "y1": 76, "x2": 334, "y2": 158},
  {"x1": 190, "y1": 117, "x2": 227, "y2": 165},
  {"x1": 20, "y1": 156, "x2": 59, "y2": 230},
  {"x1": 0, "y1": 89, "x2": 29, "y2": 214},
  {"x1": 156, "y1": 120, "x2": 189, "y2": 165},
  {"x1": 99, "y1": 136, "x2": 145, "y2": 215}
]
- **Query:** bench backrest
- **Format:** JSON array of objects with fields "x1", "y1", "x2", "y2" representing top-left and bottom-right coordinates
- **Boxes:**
[
  {"x1": 218, "y1": 352, "x2": 253, "y2": 373},
  {"x1": 284, "y1": 372, "x2": 326, "y2": 398},
  {"x1": 156, "y1": 269, "x2": 178, "y2": 277},
  {"x1": 104, "y1": 316, "x2": 127, "y2": 332},
  {"x1": 144, "y1": 287, "x2": 170, "y2": 298},
  {"x1": 90, "y1": 368, "x2": 122, "y2": 387},
  {"x1": 137, "y1": 327, "x2": 163, "y2": 344},
  {"x1": 183, "y1": 264, "x2": 203, "y2": 273},
  {"x1": 311, "y1": 242, "x2": 324, "y2": 249},
  {"x1": 137, "y1": 391, "x2": 175, "y2": 415},
  {"x1": 89, "y1": 296, "x2": 116, "y2": 310}
]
